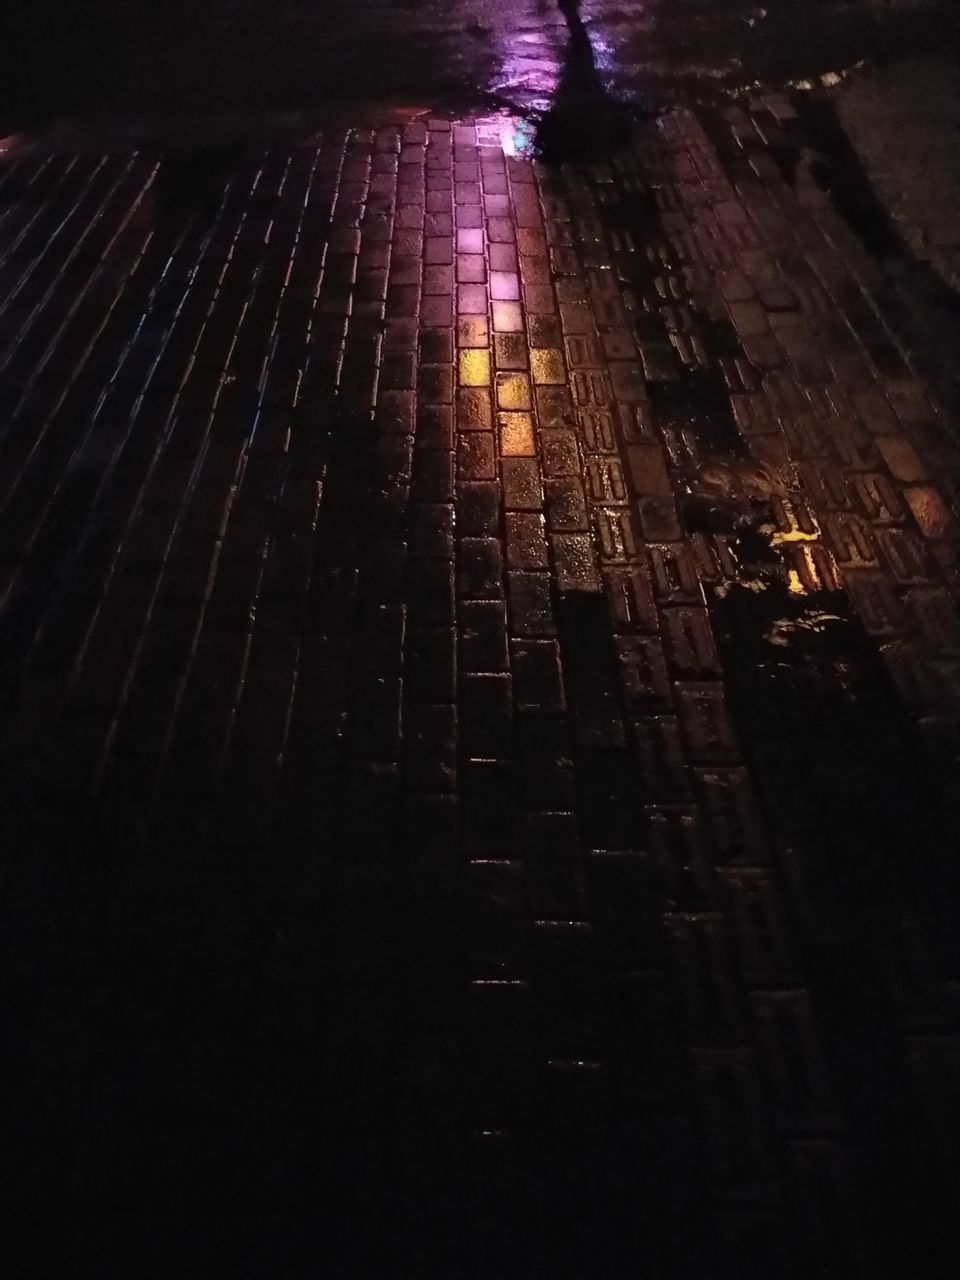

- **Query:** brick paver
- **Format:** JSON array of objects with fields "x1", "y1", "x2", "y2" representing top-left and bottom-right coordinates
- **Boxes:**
[{"x1": 2, "y1": 106, "x2": 958, "y2": 1277}]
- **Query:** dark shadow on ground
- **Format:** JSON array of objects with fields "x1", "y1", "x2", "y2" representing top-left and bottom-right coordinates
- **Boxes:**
[{"x1": 534, "y1": 0, "x2": 633, "y2": 164}]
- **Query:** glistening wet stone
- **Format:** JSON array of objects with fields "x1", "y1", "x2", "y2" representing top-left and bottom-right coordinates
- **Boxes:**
[{"x1": 3, "y1": 82, "x2": 960, "y2": 1280}]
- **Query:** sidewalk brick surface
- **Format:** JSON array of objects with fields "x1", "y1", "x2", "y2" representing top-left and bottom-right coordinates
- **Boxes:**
[{"x1": 2, "y1": 106, "x2": 959, "y2": 1277}]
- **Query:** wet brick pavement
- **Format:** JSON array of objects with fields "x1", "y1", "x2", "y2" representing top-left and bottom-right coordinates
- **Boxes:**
[{"x1": 2, "y1": 104, "x2": 959, "y2": 1277}]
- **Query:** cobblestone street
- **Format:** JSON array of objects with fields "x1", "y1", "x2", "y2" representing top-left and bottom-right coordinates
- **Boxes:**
[{"x1": 2, "y1": 28, "x2": 960, "y2": 1278}]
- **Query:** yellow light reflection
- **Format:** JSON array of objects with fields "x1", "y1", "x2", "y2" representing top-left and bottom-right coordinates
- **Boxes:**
[
  {"x1": 529, "y1": 348, "x2": 566, "y2": 385},
  {"x1": 459, "y1": 349, "x2": 491, "y2": 388},
  {"x1": 905, "y1": 487, "x2": 953, "y2": 540},
  {"x1": 765, "y1": 610, "x2": 844, "y2": 647},
  {"x1": 786, "y1": 568, "x2": 806, "y2": 596},
  {"x1": 496, "y1": 372, "x2": 532, "y2": 411},
  {"x1": 766, "y1": 497, "x2": 821, "y2": 545},
  {"x1": 499, "y1": 411, "x2": 536, "y2": 456}
]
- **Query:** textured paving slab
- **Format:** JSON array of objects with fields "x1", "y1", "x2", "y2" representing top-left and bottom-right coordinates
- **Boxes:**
[
  {"x1": 837, "y1": 55, "x2": 960, "y2": 293},
  {"x1": 2, "y1": 106, "x2": 959, "y2": 1277}
]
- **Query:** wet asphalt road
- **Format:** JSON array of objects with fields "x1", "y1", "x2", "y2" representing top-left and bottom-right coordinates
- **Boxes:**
[
  {"x1": 3, "y1": 3, "x2": 960, "y2": 1279},
  {"x1": 5, "y1": 0, "x2": 954, "y2": 122}
]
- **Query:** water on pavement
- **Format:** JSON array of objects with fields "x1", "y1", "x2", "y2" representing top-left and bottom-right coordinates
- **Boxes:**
[
  {"x1": 3, "y1": 4, "x2": 960, "y2": 1278},
  {"x1": 5, "y1": 0, "x2": 953, "y2": 125}
]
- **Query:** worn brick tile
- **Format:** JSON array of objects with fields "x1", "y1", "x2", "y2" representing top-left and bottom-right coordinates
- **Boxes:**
[
  {"x1": 405, "y1": 626, "x2": 456, "y2": 701},
  {"x1": 466, "y1": 858, "x2": 526, "y2": 975},
  {"x1": 458, "y1": 348, "x2": 491, "y2": 387},
  {"x1": 495, "y1": 372, "x2": 532, "y2": 411},
  {"x1": 904, "y1": 487, "x2": 956, "y2": 541},
  {"x1": 511, "y1": 640, "x2": 565, "y2": 713},
  {"x1": 490, "y1": 272, "x2": 520, "y2": 301},
  {"x1": 648, "y1": 543, "x2": 704, "y2": 603},
  {"x1": 420, "y1": 293, "x2": 453, "y2": 326},
  {"x1": 457, "y1": 315, "x2": 489, "y2": 348},
  {"x1": 457, "y1": 432, "x2": 497, "y2": 481},
  {"x1": 490, "y1": 243, "x2": 518, "y2": 273},
  {"x1": 505, "y1": 512, "x2": 549, "y2": 570},
  {"x1": 416, "y1": 404, "x2": 454, "y2": 450},
  {"x1": 407, "y1": 559, "x2": 455, "y2": 626},
  {"x1": 550, "y1": 533, "x2": 601, "y2": 592},
  {"x1": 409, "y1": 503, "x2": 454, "y2": 561},
  {"x1": 461, "y1": 673, "x2": 513, "y2": 756},
  {"x1": 457, "y1": 253, "x2": 486, "y2": 284},
  {"x1": 351, "y1": 674, "x2": 402, "y2": 758},
  {"x1": 457, "y1": 386, "x2": 493, "y2": 430},
  {"x1": 508, "y1": 571, "x2": 556, "y2": 636},
  {"x1": 419, "y1": 363, "x2": 454, "y2": 403},
  {"x1": 494, "y1": 333, "x2": 528, "y2": 371},
  {"x1": 413, "y1": 325, "x2": 449, "y2": 365},
  {"x1": 457, "y1": 282, "x2": 488, "y2": 314},
  {"x1": 530, "y1": 349, "x2": 566, "y2": 386},
  {"x1": 455, "y1": 480, "x2": 500, "y2": 537},
  {"x1": 459, "y1": 537, "x2": 504, "y2": 598},
  {"x1": 457, "y1": 227, "x2": 484, "y2": 254},
  {"x1": 460, "y1": 600, "x2": 509, "y2": 672},
  {"x1": 403, "y1": 703, "x2": 457, "y2": 791},
  {"x1": 585, "y1": 457, "x2": 629, "y2": 506},
  {"x1": 498, "y1": 411, "x2": 536, "y2": 457},
  {"x1": 525, "y1": 813, "x2": 588, "y2": 921},
  {"x1": 487, "y1": 216, "x2": 516, "y2": 244},
  {"x1": 541, "y1": 429, "x2": 580, "y2": 478},
  {"x1": 492, "y1": 301, "x2": 524, "y2": 332},
  {"x1": 544, "y1": 478, "x2": 589, "y2": 532},
  {"x1": 501, "y1": 457, "x2": 543, "y2": 512},
  {"x1": 411, "y1": 448, "x2": 454, "y2": 502}
]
